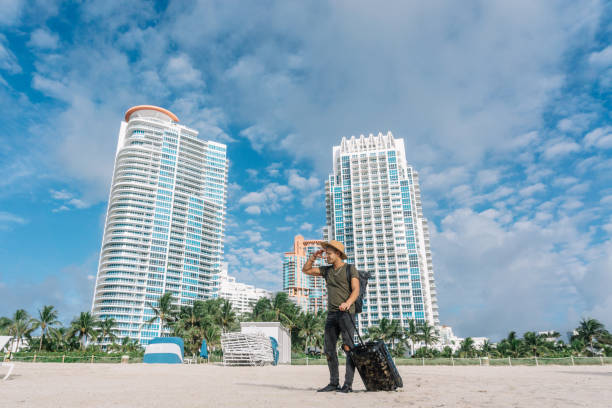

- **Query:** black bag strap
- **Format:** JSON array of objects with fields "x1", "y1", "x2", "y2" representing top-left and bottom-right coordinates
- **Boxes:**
[
  {"x1": 345, "y1": 263, "x2": 355, "y2": 289},
  {"x1": 346, "y1": 311, "x2": 364, "y2": 346}
]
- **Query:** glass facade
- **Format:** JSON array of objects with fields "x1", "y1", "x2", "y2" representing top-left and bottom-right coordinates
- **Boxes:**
[
  {"x1": 282, "y1": 235, "x2": 327, "y2": 313},
  {"x1": 91, "y1": 106, "x2": 228, "y2": 345},
  {"x1": 325, "y1": 132, "x2": 439, "y2": 334}
]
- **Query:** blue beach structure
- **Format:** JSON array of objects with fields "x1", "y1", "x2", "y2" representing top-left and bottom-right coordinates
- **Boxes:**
[
  {"x1": 143, "y1": 337, "x2": 184, "y2": 364},
  {"x1": 200, "y1": 339, "x2": 208, "y2": 359}
]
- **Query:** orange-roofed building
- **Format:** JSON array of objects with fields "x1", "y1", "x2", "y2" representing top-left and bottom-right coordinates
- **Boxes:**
[{"x1": 283, "y1": 235, "x2": 327, "y2": 313}]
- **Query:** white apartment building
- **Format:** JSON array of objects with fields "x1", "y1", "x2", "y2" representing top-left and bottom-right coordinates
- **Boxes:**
[
  {"x1": 218, "y1": 263, "x2": 272, "y2": 315},
  {"x1": 91, "y1": 105, "x2": 228, "y2": 345},
  {"x1": 325, "y1": 132, "x2": 439, "y2": 335}
]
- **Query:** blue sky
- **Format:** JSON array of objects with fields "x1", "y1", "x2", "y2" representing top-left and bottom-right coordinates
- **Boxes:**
[{"x1": 0, "y1": 0, "x2": 611, "y2": 340}]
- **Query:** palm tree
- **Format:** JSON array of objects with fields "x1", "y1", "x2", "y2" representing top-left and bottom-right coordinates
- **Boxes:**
[
  {"x1": 367, "y1": 318, "x2": 403, "y2": 350},
  {"x1": 480, "y1": 340, "x2": 493, "y2": 357},
  {"x1": 144, "y1": 292, "x2": 178, "y2": 337},
  {"x1": 298, "y1": 312, "x2": 323, "y2": 353},
  {"x1": 404, "y1": 319, "x2": 420, "y2": 356},
  {"x1": 32, "y1": 305, "x2": 61, "y2": 352},
  {"x1": 418, "y1": 321, "x2": 439, "y2": 356},
  {"x1": 523, "y1": 331, "x2": 547, "y2": 357},
  {"x1": 575, "y1": 318, "x2": 610, "y2": 355},
  {"x1": 569, "y1": 338, "x2": 585, "y2": 356},
  {"x1": 48, "y1": 327, "x2": 71, "y2": 352},
  {"x1": 0, "y1": 316, "x2": 11, "y2": 334},
  {"x1": 98, "y1": 318, "x2": 119, "y2": 346},
  {"x1": 247, "y1": 293, "x2": 298, "y2": 334},
  {"x1": 216, "y1": 299, "x2": 237, "y2": 333},
  {"x1": 177, "y1": 301, "x2": 206, "y2": 331},
  {"x1": 8, "y1": 309, "x2": 35, "y2": 353},
  {"x1": 69, "y1": 312, "x2": 100, "y2": 350},
  {"x1": 111, "y1": 337, "x2": 141, "y2": 353},
  {"x1": 498, "y1": 331, "x2": 523, "y2": 358},
  {"x1": 459, "y1": 337, "x2": 475, "y2": 358},
  {"x1": 249, "y1": 297, "x2": 272, "y2": 321},
  {"x1": 270, "y1": 292, "x2": 298, "y2": 328},
  {"x1": 202, "y1": 325, "x2": 220, "y2": 357}
]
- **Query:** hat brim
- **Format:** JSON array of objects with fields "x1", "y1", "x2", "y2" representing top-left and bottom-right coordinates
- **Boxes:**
[{"x1": 321, "y1": 242, "x2": 348, "y2": 260}]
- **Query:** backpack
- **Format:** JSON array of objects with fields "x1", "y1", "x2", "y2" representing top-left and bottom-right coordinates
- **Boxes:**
[{"x1": 346, "y1": 264, "x2": 370, "y2": 314}]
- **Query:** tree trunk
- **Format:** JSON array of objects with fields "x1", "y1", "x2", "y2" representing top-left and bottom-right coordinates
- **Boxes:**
[{"x1": 39, "y1": 331, "x2": 44, "y2": 352}]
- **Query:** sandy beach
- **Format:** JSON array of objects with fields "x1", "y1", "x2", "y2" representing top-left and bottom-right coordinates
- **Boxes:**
[{"x1": 2, "y1": 363, "x2": 611, "y2": 408}]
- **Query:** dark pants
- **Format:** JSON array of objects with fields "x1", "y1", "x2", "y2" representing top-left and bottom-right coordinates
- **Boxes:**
[{"x1": 324, "y1": 311, "x2": 356, "y2": 386}]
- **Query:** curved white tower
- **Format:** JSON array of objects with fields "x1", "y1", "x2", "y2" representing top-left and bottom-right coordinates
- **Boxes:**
[{"x1": 91, "y1": 105, "x2": 228, "y2": 345}]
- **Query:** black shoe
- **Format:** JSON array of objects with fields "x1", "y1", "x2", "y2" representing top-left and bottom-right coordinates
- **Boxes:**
[
  {"x1": 339, "y1": 384, "x2": 353, "y2": 393},
  {"x1": 317, "y1": 383, "x2": 340, "y2": 392}
]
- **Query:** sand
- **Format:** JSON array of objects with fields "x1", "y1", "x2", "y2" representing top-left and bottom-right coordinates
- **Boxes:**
[{"x1": 2, "y1": 363, "x2": 611, "y2": 407}]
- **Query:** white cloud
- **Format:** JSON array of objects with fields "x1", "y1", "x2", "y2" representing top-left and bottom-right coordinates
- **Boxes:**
[
  {"x1": 553, "y1": 176, "x2": 578, "y2": 187},
  {"x1": 51, "y1": 205, "x2": 69, "y2": 213},
  {"x1": 239, "y1": 229, "x2": 272, "y2": 248},
  {"x1": 266, "y1": 162, "x2": 282, "y2": 177},
  {"x1": 556, "y1": 113, "x2": 595, "y2": 133},
  {"x1": 27, "y1": 28, "x2": 59, "y2": 49},
  {"x1": 588, "y1": 45, "x2": 612, "y2": 67},
  {"x1": 239, "y1": 125, "x2": 278, "y2": 153},
  {"x1": 519, "y1": 183, "x2": 546, "y2": 197},
  {"x1": 0, "y1": 34, "x2": 21, "y2": 74},
  {"x1": 287, "y1": 169, "x2": 319, "y2": 191},
  {"x1": 600, "y1": 195, "x2": 612, "y2": 205},
  {"x1": 0, "y1": 211, "x2": 27, "y2": 229},
  {"x1": 244, "y1": 205, "x2": 261, "y2": 215},
  {"x1": 433, "y1": 207, "x2": 612, "y2": 339},
  {"x1": 584, "y1": 126, "x2": 612, "y2": 149},
  {"x1": 49, "y1": 189, "x2": 90, "y2": 210},
  {"x1": 0, "y1": 0, "x2": 24, "y2": 26},
  {"x1": 476, "y1": 169, "x2": 500, "y2": 188},
  {"x1": 50, "y1": 189, "x2": 72, "y2": 200},
  {"x1": 542, "y1": 139, "x2": 581, "y2": 160},
  {"x1": 299, "y1": 222, "x2": 313, "y2": 232},
  {"x1": 422, "y1": 166, "x2": 469, "y2": 193},
  {"x1": 162, "y1": 0, "x2": 597, "y2": 177},
  {"x1": 163, "y1": 54, "x2": 205, "y2": 88},
  {"x1": 224, "y1": 246, "x2": 283, "y2": 287},
  {"x1": 238, "y1": 183, "x2": 292, "y2": 214}
]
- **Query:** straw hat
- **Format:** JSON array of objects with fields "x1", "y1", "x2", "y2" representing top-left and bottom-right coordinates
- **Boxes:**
[{"x1": 321, "y1": 240, "x2": 347, "y2": 260}]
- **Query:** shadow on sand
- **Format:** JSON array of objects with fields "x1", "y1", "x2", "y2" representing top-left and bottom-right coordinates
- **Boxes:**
[
  {"x1": 560, "y1": 371, "x2": 612, "y2": 376},
  {"x1": 234, "y1": 383, "x2": 368, "y2": 393}
]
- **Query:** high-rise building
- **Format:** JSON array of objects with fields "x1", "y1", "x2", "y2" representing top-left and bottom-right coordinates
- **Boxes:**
[
  {"x1": 218, "y1": 263, "x2": 272, "y2": 315},
  {"x1": 91, "y1": 105, "x2": 228, "y2": 344},
  {"x1": 283, "y1": 235, "x2": 327, "y2": 313},
  {"x1": 325, "y1": 132, "x2": 439, "y2": 334}
]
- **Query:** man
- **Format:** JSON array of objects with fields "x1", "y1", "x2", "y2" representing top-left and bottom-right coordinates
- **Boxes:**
[{"x1": 302, "y1": 240, "x2": 359, "y2": 393}]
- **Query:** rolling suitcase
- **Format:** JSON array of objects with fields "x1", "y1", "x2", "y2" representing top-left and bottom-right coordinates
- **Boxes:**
[{"x1": 345, "y1": 314, "x2": 403, "y2": 391}]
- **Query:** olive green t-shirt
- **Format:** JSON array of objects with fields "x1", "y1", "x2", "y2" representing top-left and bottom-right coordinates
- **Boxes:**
[{"x1": 321, "y1": 263, "x2": 359, "y2": 314}]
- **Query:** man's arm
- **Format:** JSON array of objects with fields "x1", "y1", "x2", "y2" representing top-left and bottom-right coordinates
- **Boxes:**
[
  {"x1": 339, "y1": 277, "x2": 360, "y2": 311},
  {"x1": 302, "y1": 249, "x2": 324, "y2": 276}
]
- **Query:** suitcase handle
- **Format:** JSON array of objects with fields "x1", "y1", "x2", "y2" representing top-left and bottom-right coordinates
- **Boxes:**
[{"x1": 346, "y1": 312, "x2": 365, "y2": 346}]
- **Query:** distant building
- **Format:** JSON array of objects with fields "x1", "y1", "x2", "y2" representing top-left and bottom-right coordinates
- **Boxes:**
[
  {"x1": 537, "y1": 331, "x2": 561, "y2": 342},
  {"x1": 438, "y1": 325, "x2": 462, "y2": 352},
  {"x1": 283, "y1": 235, "x2": 327, "y2": 313},
  {"x1": 218, "y1": 263, "x2": 271, "y2": 315},
  {"x1": 471, "y1": 337, "x2": 489, "y2": 350}
]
